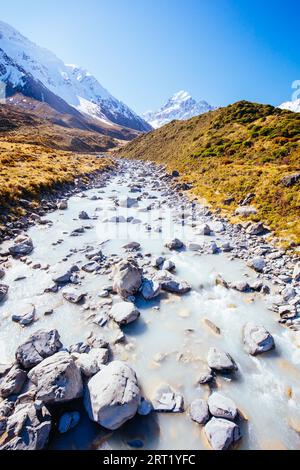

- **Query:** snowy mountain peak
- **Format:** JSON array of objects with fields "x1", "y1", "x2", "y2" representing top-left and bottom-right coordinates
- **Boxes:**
[
  {"x1": 0, "y1": 21, "x2": 151, "y2": 132},
  {"x1": 279, "y1": 98, "x2": 300, "y2": 113},
  {"x1": 143, "y1": 91, "x2": 216, "y2": 129}
]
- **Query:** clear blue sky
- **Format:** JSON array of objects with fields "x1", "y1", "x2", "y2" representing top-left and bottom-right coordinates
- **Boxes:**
[{"x1": 1, "y1": 0, "x2": 299, "y2": 113}]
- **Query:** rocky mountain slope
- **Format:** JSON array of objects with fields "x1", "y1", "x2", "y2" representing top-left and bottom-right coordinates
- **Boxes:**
[
  {"x1": 0, "y1": 20, "x2": 151, "y2": 133},
  {"x1": 120, "y1": 100, "x2": 300, "y2": 246},
  {"x1": 143, "y1": 90, "x2": 215, "y2": 128}
]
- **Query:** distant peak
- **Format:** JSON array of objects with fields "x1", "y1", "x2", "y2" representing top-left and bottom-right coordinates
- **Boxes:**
[
  {"x1": 143, "y1": 91, "x2": 216, "y2": 128},
  {"x1": 171, "y1": 90, "x2": 192, "y2": 102}
]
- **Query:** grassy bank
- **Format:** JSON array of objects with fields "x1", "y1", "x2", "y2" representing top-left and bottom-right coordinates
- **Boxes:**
[
  {"x1": 119, "y1": 101, "x2": 300, "y2": 247},
  {"x1": 0, "y1": 141, "x2": 114, "y2": 217}
]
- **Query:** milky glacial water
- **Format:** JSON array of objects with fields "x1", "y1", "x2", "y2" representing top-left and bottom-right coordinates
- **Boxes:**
[{"x1": 1, "y1": 163, "x2": 300, "y2": 450}]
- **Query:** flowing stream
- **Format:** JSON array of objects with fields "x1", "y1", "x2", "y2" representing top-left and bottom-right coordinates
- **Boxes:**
[{"x1": 1, "y1": 159, "x2": 300, "y2": 450}]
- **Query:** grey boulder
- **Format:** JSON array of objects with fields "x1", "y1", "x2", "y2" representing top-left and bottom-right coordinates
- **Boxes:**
[
  {"x1": 110, "y1": 301, "x2": 140, "y2": 325},
  {"x1": 9, "y1": 236, "x2": 34, "y2": 257},
  {"x1": 207, "y1": 347, "x2": 238, "y2": 372},
  {"x1": 243, "y1": 322, "x2": 275, "y2": 355},
  {"x1": 140, "y1": 278, "x2": 161, "y2": 300},
  {"x1": 208, "y1": 393, "x2": 238, "y2": 421},
  {"x1": 205, "y1": 417, "x2": 241, "y2": 450},
  {"x1": 16, "y1": 329, "x2": 63, "y2": 369},
  {"x1": 12, "y1": 305, "x2": 35, "y2": 326},
  {"x1": 28, "y1": 352, "x2": 83, "y2": 404},
  {"x1": 84, "y1": 361, "x2": 141, "y2": 430},
  {"x1": 0, "y1": 401, "x2": 51, "y2": 450},
  {"x1": 189, "y1": 399, "x2": 210, "y2": 425},
  {"x1": 0, "y1": 364, "x2": 27, "y2": 398},
  {"x1": 112, "y1": 259, "x2": 143, "y2": 298}
]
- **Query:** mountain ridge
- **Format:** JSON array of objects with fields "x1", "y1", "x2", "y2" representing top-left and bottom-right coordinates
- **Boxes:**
[{"x1": 0, "y1": 20, "x2": 151, "y2": 133}]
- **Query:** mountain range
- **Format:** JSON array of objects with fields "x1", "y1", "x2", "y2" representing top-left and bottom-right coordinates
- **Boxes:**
[
  {"x1": 142, "y1": 90, "x2": 216, "y2": 128},
  {"x1": 0, "y1": 20, "x2": 151, "y2": 137}
]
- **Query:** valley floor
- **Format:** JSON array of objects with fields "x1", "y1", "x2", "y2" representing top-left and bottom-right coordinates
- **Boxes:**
[{"x1": 0, "y1": 159, "x2": 300, "y2": 450}]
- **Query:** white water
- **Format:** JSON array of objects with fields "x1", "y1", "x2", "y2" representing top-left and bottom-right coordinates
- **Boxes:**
[{"x1": 1, "y1": 161, "x2": 300, "y2": 450}]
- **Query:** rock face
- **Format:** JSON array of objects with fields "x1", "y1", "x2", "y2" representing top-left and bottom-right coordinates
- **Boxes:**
[
  {"x1": 16, "y1": 329, "x2": 63, "y2": 369},
  {"x1": 207, "y1": 393, "x2": 238, "y2": 421},
  {"x1": 207, "y1": 347, "x2": 238, "y2": 372},
  {"x1": 84, "y1": 361, "x2": 141, "y2": 430},
  {"x1": 0, "y1": 401, "x2": 51, "y2": 450},
  {"x1": 28, "y1": 352, "x2": 83, "y2": 404},
  {"x1": 205, "y1": 417, "x2": 241, "y2": 450},
  {"x1": 243, "y1": 323, "x2": 275, "y2": 355},
  {"x1": 9, "y1": 236, "x2": 34, "y2": 257},
  {"x1": 112, "y1": 259, "x2": 143, "y2": 298},
  {"x1": 189, "y1": 399, "x2": 210, "y2": 425},
  {"x1": 0, "y1": 283, "x2": 9, "y2": 302},
  {"x1": 110, "y1": 301, "x2": 140, "y2": 325},
  {"x1": 0, "y1": 364, "x2": 27, "y2": 398}
]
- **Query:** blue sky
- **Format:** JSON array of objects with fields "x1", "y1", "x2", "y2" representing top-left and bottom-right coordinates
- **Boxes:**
[{"x1": 1, "y1": 0, "x2": 299, "y2": 113}]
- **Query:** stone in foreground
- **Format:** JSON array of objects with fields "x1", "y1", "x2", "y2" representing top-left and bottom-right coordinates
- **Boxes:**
[
  {"x1": 84, "y1": 361, "x2": 141, "y2": 430},
  {"x1": 28, "y1": 352, "x2": 83, "y2": 404},
  {"x1": 16, "y1": 329, "x2": 63, "y2": 369},
  {"x1": 110, "y1": 301, "x2": 140, "y2": 325},
  {"x1": 189, "y1": 399, "x2": 210, "y2": 425},
  {"x1": 0, "y1": 364, "x2": 27, "y2": 398},
  {"x1": 205, "y1": 417, "x2": 241, "y2": 450},
  {"x1": 0, "y1": 401, "x2": 51, "y2": 450},
  {"x1": 207, "y1": 393, "x2": 238, "y2": 421},
  {"x1": 243, "y1": 322, "x2": 275, "y2": 355},
  {"x1": 113, "y1": 259, "x2": 143, "y2": 298},
  {"x1": 207, "y1": 347, "x2": 238, "y2": 372}
]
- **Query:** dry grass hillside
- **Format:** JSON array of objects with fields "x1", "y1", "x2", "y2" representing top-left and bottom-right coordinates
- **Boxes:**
[
  {"x1": 0, "y1": 104, "x2": 115, "y2": 220},
  {"x1": 119, "y1": 101, "x2": 300, "y2": 247}
]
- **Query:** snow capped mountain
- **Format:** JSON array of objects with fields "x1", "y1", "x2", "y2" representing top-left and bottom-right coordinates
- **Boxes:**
[
  {"x1": 279, "y1": 99, "x2": 300, "y2": 113},
  {"x1": 0, "y1": 21, "x2": 151, "y2": 132},
  {"x1": 143, "y1": 90, "x2": 216, "y2": 128}
]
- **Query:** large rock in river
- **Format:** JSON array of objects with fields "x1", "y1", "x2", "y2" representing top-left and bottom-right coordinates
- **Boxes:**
[
  {"x1": 113, "y1": 259, "x2": 142, "y2": 298},
  {"x1": 0, "y1": 364, "x2": 27, "y2": 398},
  {"x1": 243, "y1": 322, "x2": 275, "y2": 356},
  {"x1": 84, "y1": 361, "x2": 141, "y2": 430},
  {"x1": 110, "y1": 301, "x2": 140, "y2": 325},
  {"x1": 9, "y1": 236, "x2": 34, "y2": 257},
  {"x1": 28, "y1": 352, "x2": 83, "y2": 404},
  {"x1": 16, "y1": 329, "x2": 63, "y2": 369},
  {"x1": 205, "y1": 417, "x2": 241, "y2": 450}
]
